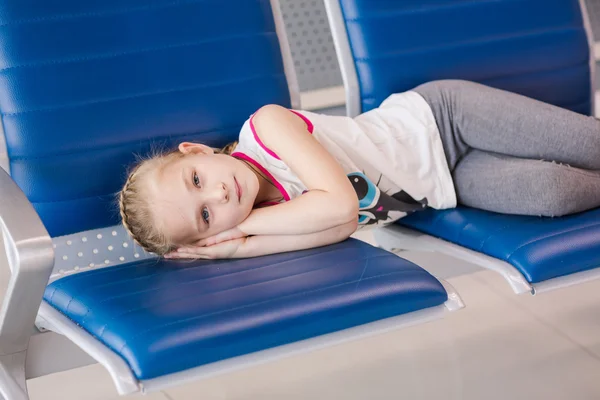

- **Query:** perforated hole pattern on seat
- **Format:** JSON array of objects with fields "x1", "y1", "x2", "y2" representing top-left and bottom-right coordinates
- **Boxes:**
[{"x1": 51, "y1": 225, "x2": 155, "y2": 282}]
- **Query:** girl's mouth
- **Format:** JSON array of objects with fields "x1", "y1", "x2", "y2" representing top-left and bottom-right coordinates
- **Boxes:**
[{"x1": 234, "y1": 177, "x2": 241, "y2": 202}]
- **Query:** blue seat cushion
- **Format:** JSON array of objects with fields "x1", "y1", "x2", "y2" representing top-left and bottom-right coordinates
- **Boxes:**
[
  {"x1": 400, "y1": 207, "x2": 600, "y2": 284},
  {"x1": 44, "y1": 239, "x2": 448, "y2": 380}
]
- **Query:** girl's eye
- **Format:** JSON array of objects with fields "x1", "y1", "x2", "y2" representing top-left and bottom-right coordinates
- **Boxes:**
[
  {"x1": 201, "y1": 206, "x2": 210, "y2": 224},
  {"x1": 193, "y1": 172, "x2": 201, "y2": 188}
]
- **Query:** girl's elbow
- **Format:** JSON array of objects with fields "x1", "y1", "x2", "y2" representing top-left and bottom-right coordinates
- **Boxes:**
[
  {"x1": 338, "y1": 215, "x2": 358, "y2": 240},
  {"x1": 327, "y1": 219, "x2": 357, "y2": 246},
  {"x1": 345, "y1": 217, "x2": 358, "y2": 236},
  {"x1": 340, "y1": 197, "x2": 359, "y2": 225},
  {"x1": 323, "y1": 187, "x2": 358, "y2": 226}
]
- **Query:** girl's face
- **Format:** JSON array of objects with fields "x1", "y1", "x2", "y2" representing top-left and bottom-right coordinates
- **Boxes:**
[{"x1": 148, "y1": 142, "x2": 259, "y2": 247}]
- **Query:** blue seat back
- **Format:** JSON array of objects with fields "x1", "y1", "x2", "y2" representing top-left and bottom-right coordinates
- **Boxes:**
[
  {"x1": 0, "y1": 0, "x2": 293, "y2": 237},
  {"x1": 336, "y1": 0, "x2": 593, "y2": 114}
]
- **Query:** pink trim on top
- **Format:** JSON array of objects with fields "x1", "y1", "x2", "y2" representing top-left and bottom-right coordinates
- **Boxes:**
[
  {"x1": 249, "y1": 114, "x2": 280, "y2": 160},
  {"x1": 289, "y1": 110, "x2": 314, "y2": 133},
  {"x1": 232, "y1": 151, "x2": 291, "y2": 202},
  {"x1": 248, "y1": 109, "x2": 314, "y2": 160}
]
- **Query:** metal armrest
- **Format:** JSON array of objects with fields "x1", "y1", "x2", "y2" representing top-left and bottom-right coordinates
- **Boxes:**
[{"x1": 0, "y1": 168, "x2": 54, "y2": 356}]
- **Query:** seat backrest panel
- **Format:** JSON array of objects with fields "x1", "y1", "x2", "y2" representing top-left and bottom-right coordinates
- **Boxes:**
[
  {"x1": 0, "y1": 0, "x2": 292, "y2": 236},
  {"x1": 338, "y1": 0, "x2": 593, "y2": 114}
]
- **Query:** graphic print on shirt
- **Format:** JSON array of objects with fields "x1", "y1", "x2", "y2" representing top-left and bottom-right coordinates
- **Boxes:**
[{"x1": 348, "y1": 172, "x2": 428, "y2": 226}]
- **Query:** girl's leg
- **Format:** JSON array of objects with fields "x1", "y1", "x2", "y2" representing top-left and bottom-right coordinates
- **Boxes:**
[
  {"x1": 414, "y1": 80, "x2": 600, "y2": 171},
  {"x1": 452, "y1": 150, "x2": 600, "y2": 216}
]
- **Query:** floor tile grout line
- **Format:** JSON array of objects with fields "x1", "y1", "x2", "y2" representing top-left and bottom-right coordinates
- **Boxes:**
[{"x1": 161, "y1": 391, "x2": 176, "y2": 400}]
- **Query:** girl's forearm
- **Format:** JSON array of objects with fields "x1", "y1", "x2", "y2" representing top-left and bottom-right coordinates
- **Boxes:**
[
  {"x1": 239, "y1": 190, "x2": 358, "y2": 236},
  {"x1": 233, "y1": 218, "x2": 358, "y2": 258}
]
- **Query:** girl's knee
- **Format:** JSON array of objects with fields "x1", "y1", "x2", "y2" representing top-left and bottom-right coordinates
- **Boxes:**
[{"x1": 533, "y1": 165, "x2": 594, "y2": 217}]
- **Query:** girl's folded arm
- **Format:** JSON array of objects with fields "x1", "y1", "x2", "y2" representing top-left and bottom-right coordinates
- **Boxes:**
[
  {"x1": 234, "y1": 218, "x2": 358, "y2": 258},
  {"x1": 239, "y1": 104, "x2": 358, "y2": 236}
]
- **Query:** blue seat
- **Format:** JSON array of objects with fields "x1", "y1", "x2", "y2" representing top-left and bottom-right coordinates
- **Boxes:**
[
  {"x1": 0, "y1": 0, "x2": 461, "y2": 396},
  {"x1": 44, "y1": 239, "x2": 448, "y2": 380},
  {"x1": 325, "y1": 0, "x2": 599, "y2": 293},
  {"x1": 401, "y1": 208, "x2": 600, "y2": 284}
]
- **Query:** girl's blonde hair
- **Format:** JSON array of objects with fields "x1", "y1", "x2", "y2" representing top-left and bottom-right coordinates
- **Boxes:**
[{"x1": 118, "y1": 142, "x2": 237, "y2": 255}]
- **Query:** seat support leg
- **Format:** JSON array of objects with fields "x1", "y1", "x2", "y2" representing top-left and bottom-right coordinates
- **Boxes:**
[{"x1": 0, "y1": 351, "x2": 29, "y2": 400}]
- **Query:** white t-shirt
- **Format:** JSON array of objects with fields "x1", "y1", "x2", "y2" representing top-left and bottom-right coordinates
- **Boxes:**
[{"x1": 232, "y1": 91, "x2": 456, "y2": 229}]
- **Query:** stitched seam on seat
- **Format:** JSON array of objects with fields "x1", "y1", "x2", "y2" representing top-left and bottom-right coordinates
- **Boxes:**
[
  {"x1": 46, "y1": 286, "x2": 61, "y2": 304},
  {"x1": 52, "y1": 245, "x2": 378, "y2": 318},
  {"x1": 0, "y1": 32, "x2": 275, "y2": 72},
  {"x1": 74, "y1": 249, "x2": 383, "y2": 323},
  {"x1": 0, "y1": 0, "x2": 268, "y2": 28},
  {"x1": 456, "y1": 221, "x2": 473, "y2": 243},
  {"x1": 50, "y1": 244, "x2": 356, "y2": 293},
  {"x1": 343, "y1": 0, "x2": 522, "y2": 21},
  {"x1": 2, "y1": 73, "x2": 284, "y2": 117},
  {"x1": 354, "y1": 258, "x2": 370, "y2": 289},
  {"x1": 479, "y1": 62, "x2": 590, "y2": 88},
  {"x1": 29, "y1": 193, "x2": 116, "y2": 205},
  {"x1": 358, "y1": 62, "x2": 589, "y2": 102},
  {"x1": 353, "y1": 27, "x2": 581, "y2": 62},
  {"x1": 362, "y1": 91, "x2": 590, "y2": 105},
  {"x1": 409, "y1": 210, "x2": 451, "y2": 239},
  {"x1": 477, "y1": 220, "x2": 525, "y2": 251},
  {"x1": 505, "y1": 221, "x2": 600, "y2": 261},
  {"x1": 430, "y1": 210, "x2": 449, "y2": 228},
  {"x1": 359, "y1": 62, "x2": 590, "y2": 110},
  {"x1": 116, "y1": 268, "x2": 434, "y2": 352},
  {"x1": 8, "y1": 123, "x2": 242, "y2": 162},
  {"x1": 94, "y1": 254, "x2": 401, "y2": 338},
  {"x1": 362, "y1": 89, "x2": 590, "y2": 110},
  {"x1": 410, "y1": 211, "x2": 530, "y2": 253},
  {"x1": 47, "y1": 245, "x2": 350, "y2": 302}
]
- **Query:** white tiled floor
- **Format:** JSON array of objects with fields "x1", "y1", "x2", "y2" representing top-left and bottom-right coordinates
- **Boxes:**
[{"x1": 25, "y1": 231, "x2": 600, "y2": 400}]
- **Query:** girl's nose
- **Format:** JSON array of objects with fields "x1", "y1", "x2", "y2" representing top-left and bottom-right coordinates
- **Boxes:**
[{"x1": 207, "y1": 182, "x2": 228, "y2": 204}]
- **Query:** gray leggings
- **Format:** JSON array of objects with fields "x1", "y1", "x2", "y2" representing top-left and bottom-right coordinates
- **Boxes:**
[{"x1": 413, "y1": 80, "x2": 600, "y2": 217}]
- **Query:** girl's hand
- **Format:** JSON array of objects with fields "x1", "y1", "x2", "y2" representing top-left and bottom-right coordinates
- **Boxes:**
[
  {"x1": 164, "y1": 237, "x2": 247, "y2": 260},
  {"x1": 194, "y1": 226, "x2": 247, "y2": 247}
]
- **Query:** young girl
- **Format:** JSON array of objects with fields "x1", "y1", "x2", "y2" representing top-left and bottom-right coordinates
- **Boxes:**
[{"x1": 119, "y1": 80, "x2": 600, "y2": 260}]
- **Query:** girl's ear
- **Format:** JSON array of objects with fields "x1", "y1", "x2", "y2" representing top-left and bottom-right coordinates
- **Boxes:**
[{"x1": 178, "y1": 142, "x2": 215, "y2": 155}]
